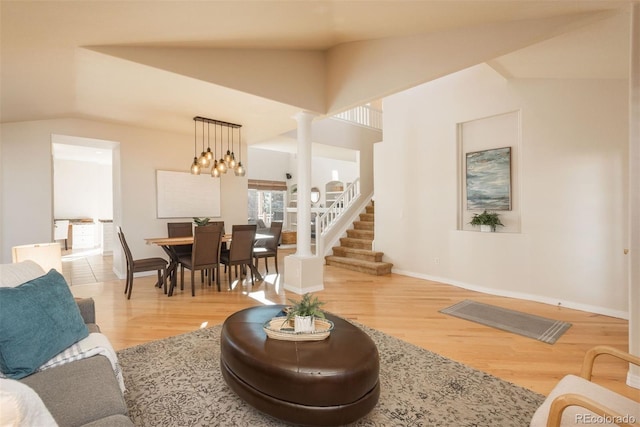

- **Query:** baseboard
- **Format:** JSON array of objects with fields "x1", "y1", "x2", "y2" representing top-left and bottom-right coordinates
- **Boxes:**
[
  {"x1": 284, "y1": 283, "x2": 324, "y2": 295},
  {"x1": 391, "y1": 268, "x2": 629, "y2": 320}
]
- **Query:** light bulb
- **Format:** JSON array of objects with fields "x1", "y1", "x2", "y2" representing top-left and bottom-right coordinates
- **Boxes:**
[
  {"x1": 218, "y1": 158, "x2": 227, "y2": 174},
  {"x1": 190, "y1": 158, "x2": 201, "y2": 175},
  {"x1": 211, "y1": 161, "x2": 220, "y2": 177},
  {"x1": 199, "y1": 152, "x2": 209, "y2": 168}
]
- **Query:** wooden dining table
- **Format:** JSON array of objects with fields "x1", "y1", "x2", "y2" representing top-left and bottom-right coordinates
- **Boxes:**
[{"x1": 145, "y1": 233, "x2": 272, "y2": 296}]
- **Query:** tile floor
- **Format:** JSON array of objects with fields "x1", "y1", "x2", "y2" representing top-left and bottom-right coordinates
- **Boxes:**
[{"x1": 61, "y1": 248, "x2": 119, "y2": 286}]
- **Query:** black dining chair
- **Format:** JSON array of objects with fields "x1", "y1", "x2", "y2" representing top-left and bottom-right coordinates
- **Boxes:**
[
  {"x1": 117, "y1": 227, "x2": 167, "y2": 300},
  {"x1": 220, "y1": 224, "x2": 257, "y2": 286},
  {"x1": 253, "y1": 221, "x2": 283, "y2": 274},
  {"x1": 178, "y1": 224, "x2": 223, "y2": 295}
]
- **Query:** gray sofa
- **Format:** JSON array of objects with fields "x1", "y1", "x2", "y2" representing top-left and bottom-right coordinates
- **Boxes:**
[
  {"x1": 0, "y1": 261, "x2": 133, "y2": 427},
  {"x1": 19, "y1": 298, "x2": 133, "y2": 427}
]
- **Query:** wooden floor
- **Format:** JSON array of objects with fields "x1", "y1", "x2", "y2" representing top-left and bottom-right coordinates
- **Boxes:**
[{"x1": 69, "y1": 248, "x2": 639, "y2": 401}]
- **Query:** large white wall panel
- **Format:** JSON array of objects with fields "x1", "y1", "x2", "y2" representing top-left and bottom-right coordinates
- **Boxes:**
[{"x1": 378, "y1": 64, "x2": 629, "y2": 317}]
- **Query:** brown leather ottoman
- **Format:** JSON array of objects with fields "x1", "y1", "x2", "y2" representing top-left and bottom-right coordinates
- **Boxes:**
[{"x1": 220, "y1": 305, "x2": 380, "y2": 426}]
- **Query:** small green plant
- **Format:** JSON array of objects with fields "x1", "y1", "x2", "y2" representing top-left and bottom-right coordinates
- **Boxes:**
[
  {"x1": 285, "y1": 293, "x2": 326, "y2": 323},
  {"x1": 193, "y1": 217, "x2": 210, "y2": 226},
  {"x1": 469, "y1": 210, "x2": 504, "y2": 231}
]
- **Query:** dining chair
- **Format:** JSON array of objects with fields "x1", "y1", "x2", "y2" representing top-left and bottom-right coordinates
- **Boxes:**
[
  {"x1": 253, "y1": 221, "x2": 283, "y2": 274},
  {"x1": 117, "y1": 227, "x2": 167, "y2": 300},
  {"x1": 207, "y1": 221, "x2": 228, "y2": 253},
  {"x1": 167, "y1": 222, "x2": 193, "y2": 256},
  {"x1": 220, "y1": 224, "x2": 257, "y2": 286},
  {"x1": 178, "y1": 224, "x2": 223, "y2": 295},
  {"x1": 167, "y1": 222, "x2": 193, "y2": 289}
]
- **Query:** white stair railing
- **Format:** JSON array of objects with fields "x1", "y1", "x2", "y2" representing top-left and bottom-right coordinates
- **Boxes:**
[
  {"x1": 333, "y1": 105, "x2": 382, "y2": 130},
  {"x1": 314, "y1": 179, "x2": 360, "y2": 255}
]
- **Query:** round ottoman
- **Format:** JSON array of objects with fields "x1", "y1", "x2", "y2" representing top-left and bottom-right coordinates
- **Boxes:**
[{"x1": 220, "y1": 305, "x2": 380, "y2": 426}]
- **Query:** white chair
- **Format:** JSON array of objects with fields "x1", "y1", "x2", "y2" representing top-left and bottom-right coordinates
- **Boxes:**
[
  {"x1": 530, "y1": 346, "x2": 640, "y2": 427},
  {"x1": 54, "y1": 220, "x2": 70, "y2": 250}
]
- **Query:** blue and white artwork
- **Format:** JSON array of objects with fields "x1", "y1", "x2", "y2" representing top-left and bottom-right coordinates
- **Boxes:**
[{"x1": 466, "y1": 147, "x2": 511, "y2": 210}]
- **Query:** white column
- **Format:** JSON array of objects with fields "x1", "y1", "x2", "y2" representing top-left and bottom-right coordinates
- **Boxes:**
[
  {"x1": 627, "y1": 2, "x2": 640, "y2": 389},
  {"x1": 294, "y1": 111, "x2": 314, "y2": 257},
  {"x1": 284, "y1": 111, "x2": 324, "y2": 295}
]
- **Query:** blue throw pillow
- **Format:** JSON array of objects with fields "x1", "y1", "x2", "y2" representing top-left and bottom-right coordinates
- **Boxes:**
[{"x1": 0, "y1": 269, "x2": 89, "y2": 379}]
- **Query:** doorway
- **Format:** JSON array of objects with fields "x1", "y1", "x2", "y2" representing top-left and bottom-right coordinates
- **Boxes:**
[{"x1": 52, "y1": 134, "x2": 120, "y2": 285}]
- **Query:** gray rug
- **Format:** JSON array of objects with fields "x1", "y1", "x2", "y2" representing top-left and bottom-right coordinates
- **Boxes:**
[
  {"x1": 117, "y1": 321, "x2": 544, "y2": 426},
  {"x1": 440, "y1": 300, "x2": 572, "y2": 344}
]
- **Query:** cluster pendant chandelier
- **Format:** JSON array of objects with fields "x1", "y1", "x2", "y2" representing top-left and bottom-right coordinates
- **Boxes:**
[{"x1": 190, "y1": 116, "x2": 246, "y2": 177}]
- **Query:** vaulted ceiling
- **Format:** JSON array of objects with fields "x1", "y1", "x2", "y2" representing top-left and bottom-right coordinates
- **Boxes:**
[{"x1": 0, "y1": 1, "x2": 632, "y2": 145}]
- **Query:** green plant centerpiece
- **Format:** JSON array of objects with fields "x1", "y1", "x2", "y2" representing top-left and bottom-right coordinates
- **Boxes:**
[
  {"x1": 285, "y1": 293, "x2": 326, "y2": 333},
  {"x1": 193, "y1": 217, "x2": 210, "y2": 226},
  {"x1": 469, "y1": 210, "x2": 504, "y2": 232}
]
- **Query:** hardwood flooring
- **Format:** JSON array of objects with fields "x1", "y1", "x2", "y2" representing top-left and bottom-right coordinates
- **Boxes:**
[{"x1": 69, "y1": 248, "x2": 639, "y2": 401}]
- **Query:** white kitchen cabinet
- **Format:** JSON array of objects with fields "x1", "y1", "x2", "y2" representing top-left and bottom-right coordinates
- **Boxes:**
[{"x1": 71, "y1": 223, "x2": 97, "y2": 249}]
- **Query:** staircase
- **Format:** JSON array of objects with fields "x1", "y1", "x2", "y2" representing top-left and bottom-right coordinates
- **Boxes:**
[{"x1": 324, "y1": 202, "x2": 393, "y2": 275}]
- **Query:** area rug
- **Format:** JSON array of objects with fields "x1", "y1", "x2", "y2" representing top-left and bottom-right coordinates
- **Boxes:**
[
  {"x1": 440, "y1": 300, "x2": 572, "y2": 344},
  {"x1": 117, "y1": 321, "x2": 544, "y2": 426}
]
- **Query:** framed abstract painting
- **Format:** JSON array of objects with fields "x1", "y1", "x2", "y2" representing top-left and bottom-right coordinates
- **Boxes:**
[{"x1": 466, "y1": 147, "x2": 511, "y2": 210}]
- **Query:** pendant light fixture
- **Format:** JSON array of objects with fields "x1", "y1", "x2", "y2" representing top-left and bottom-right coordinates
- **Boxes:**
[
  {"x1": 190, "y1": 120, "x2": 201, "y2": 175},
  {"x1": 190, "y1": 116, "x2": 242, "y2": 177}
]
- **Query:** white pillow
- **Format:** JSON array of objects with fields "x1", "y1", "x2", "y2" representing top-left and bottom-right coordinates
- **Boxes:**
[
  {"x1": 0, "y1": 379, "x2": 58, "y2": 426},
  {"x1": 0, "y1": 261, "x2": 46, "y2": 288}
]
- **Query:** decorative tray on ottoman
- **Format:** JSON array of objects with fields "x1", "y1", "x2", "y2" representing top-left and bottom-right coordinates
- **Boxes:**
[{"x1": 263, "y1": 317, "x2": 334, "y2": 341}]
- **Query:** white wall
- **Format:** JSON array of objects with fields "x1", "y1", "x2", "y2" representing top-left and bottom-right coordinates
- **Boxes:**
[
  {"x1": 377, "y1": 64, "x2": 629, "y2": 317},
  {"x1": 54, "y1": 158, "x2": 113, "y2": 220},
  {"x1": 247, "y1": 147, "x2": 292, "y2": 182},
  {"x1": 1, "y1": 118, "x2": 248, "y2": 276}
]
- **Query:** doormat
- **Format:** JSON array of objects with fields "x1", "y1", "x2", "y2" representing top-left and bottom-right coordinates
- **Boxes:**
[{"x1": 440, "y1": 300, "x2": 571, "y2": 344}]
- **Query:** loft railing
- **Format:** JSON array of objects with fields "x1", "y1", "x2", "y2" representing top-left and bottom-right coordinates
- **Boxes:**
[
  {"x1": 333, "y1": 105, "x2": 382, "y2": 130},
  {"x1": 314, "y1": 179, "x2": 360, "y2": 255}
]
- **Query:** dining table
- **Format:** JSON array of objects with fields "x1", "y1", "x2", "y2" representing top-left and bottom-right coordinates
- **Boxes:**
[{"x1": 145, "y1": 233, "x2": 273, "y2": 296}]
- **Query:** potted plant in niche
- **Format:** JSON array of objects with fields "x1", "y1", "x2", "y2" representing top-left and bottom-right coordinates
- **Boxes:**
[
  {"x1": 193, "y1": 217, "x2": 210, "y2": 226},
  {"x1": 469, "y1": 210, "x2": 504, "y2": 232},
  {"x1": 284, "y1": 293, "x2": 326, "y2": 333}
]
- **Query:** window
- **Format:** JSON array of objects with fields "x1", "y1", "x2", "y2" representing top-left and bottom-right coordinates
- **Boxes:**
[{"x1": 247, "y1": 180, "x2": 286, "y2": 226}]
